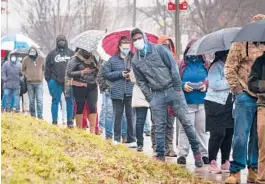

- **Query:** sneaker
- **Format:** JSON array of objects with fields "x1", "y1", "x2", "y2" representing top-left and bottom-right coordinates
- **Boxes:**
[
  {"x1": 67, "y1": 120, "x2": 74, "y2": 128},
  {"x1": 225, "y1": 171, "x2": 241, "y2": 184},
  {"x1": 202, "y1": 156, "x2": 210, "y2": 164},
  {"x1": 221, "y1": 160, "x2": 230, "y2": 173},
  {"x1": 52, "y1": 120, "x2": 58, "y2": 125},
  {"x1": 155, "y1": 156, "x2": 165, "y2": 162},
  {"x1": 194, "y1": 153, "x2": 204, "y2": 168},
  {"x1": 137, "y1": 146, "x2": 143, "y2": 152},
  {"x1": 177, "y1": 156, "x2": 186, "y2": 165},
  {"x1": 127, "y1": 142, "x2": 137, "y2": 148},
  {"x1": 106, "y1": 136, "x2": 112, "y2": 140},
  {"x1": 209, "y1": 160, "x2": 222, "y2": 174},
  {"x1": 144, "y1": 131, "x2": 151, "y2": 136},
  {"x1": 113, "y1": 140, "x2": 120, "y2": 145},
  {"x1": 165, "y1": 149, "x2": 177, "y2": 157}
]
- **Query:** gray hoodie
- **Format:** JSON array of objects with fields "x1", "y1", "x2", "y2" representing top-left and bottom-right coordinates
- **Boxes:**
[{"x1": 1, "y1": 56, "x2": 22, "y2": 89}]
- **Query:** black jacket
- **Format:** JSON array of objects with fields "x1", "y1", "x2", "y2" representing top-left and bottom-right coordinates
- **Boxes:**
[
  {"x1": 66, "y1": 55, "x2": 99, "y2": 85},
  {"x1": 45, "y1": 35, "x2": 74, "y2": 84},
  {"x1": 248, "y1": 52, "x2": 265, "y2": 105}
]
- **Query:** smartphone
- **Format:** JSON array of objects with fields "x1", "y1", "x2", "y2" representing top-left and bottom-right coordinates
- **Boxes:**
[{"x1": 188, "y1": 82, "x2": 204, "y2": 90}]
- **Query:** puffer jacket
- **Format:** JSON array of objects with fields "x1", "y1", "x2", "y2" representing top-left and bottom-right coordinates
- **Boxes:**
[
  {"x1": 248, "y1": 52, "x2": 265, "y2": 106},
  {"x1": 224, "y1": 14, "x2": 265, "y2": 94},
  {"x1": 130, "y1": 69, "x2": 149, "y2": 108},
  {"x1": 103, "y1": 55, "x2": 134, "y2": 100}
]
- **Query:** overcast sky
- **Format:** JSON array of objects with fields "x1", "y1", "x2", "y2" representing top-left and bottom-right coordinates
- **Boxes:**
[{"x1": 1, "y1": 0, "x2": 164, "y2": 35}]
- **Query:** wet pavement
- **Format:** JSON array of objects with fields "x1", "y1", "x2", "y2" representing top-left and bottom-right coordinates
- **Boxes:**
[{"x1": 41, "y1": 82, "x2": 249, "y2": 184}]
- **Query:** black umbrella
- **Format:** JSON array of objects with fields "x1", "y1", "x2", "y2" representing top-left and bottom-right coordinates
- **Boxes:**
[{"x1": 233, "y1": 19, "x2": 265, "y2": 42}]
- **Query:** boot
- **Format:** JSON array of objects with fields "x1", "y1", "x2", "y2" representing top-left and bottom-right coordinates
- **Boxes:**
[
  {"x1": 52, "y1": 120, "x2": 58, "y2": 125},
  {"x1": 75, "y1": 114, "x2": 83, "y2": 129},
  {"x1": 88, "y1": 113, "x2": 97, "y2": 134},
  {"x1": 225, "y1": 171, "x2": 241, "y2": 184},
  {"x1": 247, "y1": 168, "x2": 258, "y2": 183}
]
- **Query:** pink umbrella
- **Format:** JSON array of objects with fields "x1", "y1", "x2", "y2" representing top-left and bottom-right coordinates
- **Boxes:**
[{"x1": 101, "y1": 29, "x2": 158, "y2": 56}]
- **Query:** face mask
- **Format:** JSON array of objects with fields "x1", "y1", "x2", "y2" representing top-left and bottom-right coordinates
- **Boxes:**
[
  {"x1": 121, "y1": 48, "x2": 130, "y2": 56},
  {"x1": 11, "y1": 56, "x2": 17, "y2": 62},
  {"x1": 58, "y1": 40, "x2": 66, "y2": 49},
  {"x1": 133, "y1": 39, "x2": 145, "y2": 50},
  {"x1": 29, "y1": 50, "x2": 37, "y2": 57}
]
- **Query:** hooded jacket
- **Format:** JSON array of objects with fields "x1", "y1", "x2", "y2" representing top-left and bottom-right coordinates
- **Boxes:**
[
  {"x1": 44, "y1": 35, "x2": 74, "y2": 84},
  {"x1": 131, "y1": 29, "x2": 181, "y2": 102},
  {"x1": 248, "y1": 52, "x2": 265, "y2": 106},
  {"x1": 1, "y1": 53, "x2": 22, "y2": 89},
  {"x1": 22, "y1": 46, "x2": 44, "y2": 84},
  {"x1": 224, "y1": 14, "x2": 265, "y2": 94},
  {"x1": 157, "y1": 35, "x2": 178, "y2": 61}
]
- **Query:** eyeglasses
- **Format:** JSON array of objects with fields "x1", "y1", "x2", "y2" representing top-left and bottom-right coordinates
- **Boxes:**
[{"x1": 132, "y1": 36, "x2": 143, "y2": 42}]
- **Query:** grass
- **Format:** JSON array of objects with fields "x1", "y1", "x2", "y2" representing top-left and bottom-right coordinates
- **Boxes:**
[{"x1": 1, "y1": 113, "x2": 212, "y2": 184}]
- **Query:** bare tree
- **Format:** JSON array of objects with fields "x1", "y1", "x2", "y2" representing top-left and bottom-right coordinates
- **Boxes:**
[{"x1": 136, "y1": 0, "x2": 174, "y2": 35}]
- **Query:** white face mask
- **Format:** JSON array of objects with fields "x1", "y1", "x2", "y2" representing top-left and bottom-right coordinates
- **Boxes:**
[
  {"x1": 133, "y1": 39, "x2": 145, "y2": 50},
  {"x1": 11, "y1": 56, "x2": 17, "y2": 62}
]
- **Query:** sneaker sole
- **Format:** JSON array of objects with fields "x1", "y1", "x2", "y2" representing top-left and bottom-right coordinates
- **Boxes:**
[{"x1": 209, "y1": 170, "x2": 222, "y2": 174}]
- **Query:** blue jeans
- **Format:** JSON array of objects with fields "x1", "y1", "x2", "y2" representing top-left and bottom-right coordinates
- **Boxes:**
[
  {"x1": 103, "y1": 92, "x2": 127, "y2": 138},
  {"x1": 230, "y1": 92, "x2": 258, "y2": 173},
  {"x1": 99, "y1": 95, "x2": 105, "y2": 129},
  {"x1": 27, "y1": 83, "x2": 43, "y2": 119},
  {"x1": 144, "y1": 110, "x2": 151, "y2": 132},
  {"x1": 1, "y1": 88, "x2": 20, "y2": 110},
  {"x1": 136, "y1": 107, "x2": 148, "y2": 147},
  {"x1": 150, "y1": 88, "x2": 200, "y2": 158},
  {"x1": 47, "y1": 79, "x2": 74, "y2": 121}
]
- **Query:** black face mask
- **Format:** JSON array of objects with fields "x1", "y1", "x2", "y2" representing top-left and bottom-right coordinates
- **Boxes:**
[
  {"x1": 58, "y1": 40, "x2": 66, "y2": 49},
  {"x1": 81, "y1": 50, "x2": 91, "y2": 59}
]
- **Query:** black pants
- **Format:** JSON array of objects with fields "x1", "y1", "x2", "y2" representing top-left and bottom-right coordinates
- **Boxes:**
[
  {"x1": 112, "y1": 97, "x2": 135, "y2": 143},
  {"x1": 208, "y1": 128, "x2": 234, "y2": 164},
  {"x1": 73, "y1": 85, "x2": 98, "y2": 114},
  {"x1": 135, "y1": 107, "x2": 148, "y2": 147}
]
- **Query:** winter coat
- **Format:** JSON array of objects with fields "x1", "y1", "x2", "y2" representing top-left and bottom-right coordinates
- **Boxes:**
[
  {"x1": 103, "y1": 54, "x2": 134, "y2": 100},
  {"x1": 132, "y1": 41, "x2": 181, "y2": 102},
  {"x1": 205, "y1": 60, "x2": 231, "y2": 105},
  {"x1": 224, "y1": 14, "x2": 265, "y2": 94},
  {"x1": 130, "y1": 69, "x2": 149, "y2": 108},
  {"x1": 248, "y1": 52, "x2": 265, "y2": 106},
  {"x1": 66, "y1": 53, "x2": 99, "y2": 85},
  {"x1": 1, "y1": 60, "x2": 22, "y2": 89},
  {"x1": 22, "y1": 46, "x2": 44, "y2": 84},
  {"x1": 45, "y1": 35, "x2": 74, "y2": 85}
]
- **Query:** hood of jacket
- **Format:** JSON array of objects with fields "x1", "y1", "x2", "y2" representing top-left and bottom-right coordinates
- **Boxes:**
[
  {"x1": 157, "y1": 35, "x2": 177, "y2": 59},
  {"x1": 56, "y1": 34, "x2": 68, "y2": 50},
  {"x1": 28, "y1": 46, "x2": 39, "y2": 58}
]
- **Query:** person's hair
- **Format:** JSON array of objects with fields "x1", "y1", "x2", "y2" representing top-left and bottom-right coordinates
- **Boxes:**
[
  {"x1": 130, "y1": 28, "x2": 142, "y2": 39},
  {"x1": 213, "y1": 50, "x2": 229, "y2": 63},
  {"x1": 116, "y1": 36, "x2": 129, "y2": 55}
]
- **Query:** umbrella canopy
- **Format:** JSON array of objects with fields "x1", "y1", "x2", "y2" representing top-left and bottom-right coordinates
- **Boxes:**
[
  {"x1": 187, "y1": 27, "x2": 241, "y2": 56},
  {"x1": 69, "y1": 30, "x2": 106, "y2": 57},
  {"x1": 99, "y1": 28, "x2": 158, "y2": 59},
  {"x1": 233, "y1": 19, "x2": 265, "y2": 42},
  {"x1": 1, "y1": 34, "x2": 40, "y2": 50}
]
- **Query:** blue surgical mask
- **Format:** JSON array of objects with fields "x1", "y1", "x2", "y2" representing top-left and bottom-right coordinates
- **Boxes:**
[{"x1": 121, "y1": 48, "x2": 130, "y2": 56}]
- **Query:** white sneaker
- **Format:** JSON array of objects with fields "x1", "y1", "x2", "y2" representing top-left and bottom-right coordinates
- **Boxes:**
[
  {"x1": 127, "y1": 142, "x2": 137, "y2": 148},
  {"x1": 113, "y1": 140, "x2": 120, "y2": 145}
]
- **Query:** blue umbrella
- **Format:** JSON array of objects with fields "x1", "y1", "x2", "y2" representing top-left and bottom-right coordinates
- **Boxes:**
[{"x1": 1, "y1": 34, "x2": 40, "y2": 50}]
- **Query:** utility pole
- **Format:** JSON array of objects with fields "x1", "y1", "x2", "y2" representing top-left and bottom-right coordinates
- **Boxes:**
[
  {"x1": 175, "y1": 0, "x2": 180, "y2": 58},
  {"x1": 133, "y1": 0, "x2": 136, "y2": 27},
  {"x1": 6, "y1": 0, "x2": 9, "y2": 34}
]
